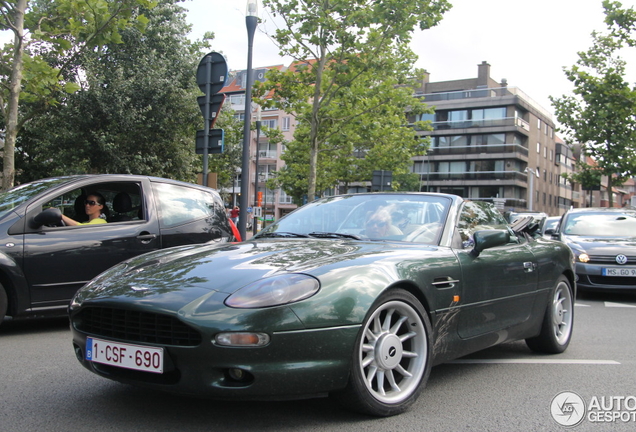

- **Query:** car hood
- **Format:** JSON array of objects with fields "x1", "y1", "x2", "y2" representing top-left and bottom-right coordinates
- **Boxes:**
[
  {"x1": 563, "y1": 235, "x2": 636, "y2": 255},
  {"x1": 76, "y1": 239, "x2": 407, "y2": 308}
]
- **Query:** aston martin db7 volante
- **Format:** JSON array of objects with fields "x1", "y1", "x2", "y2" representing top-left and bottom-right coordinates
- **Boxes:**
[{"x1": 70, "y1": 193, "x2": 575, "y2": 416}]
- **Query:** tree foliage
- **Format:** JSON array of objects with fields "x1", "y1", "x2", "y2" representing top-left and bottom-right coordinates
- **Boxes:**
[
  {"x1": 255, "y1": 0, "x2": 449, "y2": 203},
  {"x1": 14, "y1": 0, "x2": 226, "y2": 183},
  {"x1": 0, "y1": 0, "x2": 156, "y2": 190},
  {"x1": 551, "y1": 0, "x2": 636, "y2": 207}
]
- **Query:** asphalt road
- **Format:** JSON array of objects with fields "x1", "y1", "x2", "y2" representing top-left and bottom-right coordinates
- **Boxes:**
[{"x1": 1, "y1": 291, "x2": 635, "y2": 432}]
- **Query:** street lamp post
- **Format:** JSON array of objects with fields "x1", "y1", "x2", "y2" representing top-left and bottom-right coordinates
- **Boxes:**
[
  {"x1": 253, "y1": 120, "x2": 261, "y2": 235},
  {"x1": 239, "y1": 0, "x2": 258, "y2": 240},
  {"x1": 525, "y1": 167, "x2": 537, "y2": 211}
]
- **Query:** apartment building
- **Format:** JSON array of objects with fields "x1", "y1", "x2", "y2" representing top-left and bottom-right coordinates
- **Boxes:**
[
  {"x1": 219, "y1": 65, "x2": 298, "y2": 222},
  {"x1": 409, "y1": 61, "x2": 579, "y2": 216},
  {"x1": 221, "y1": 60, "x2": 583, "y2": 220}
]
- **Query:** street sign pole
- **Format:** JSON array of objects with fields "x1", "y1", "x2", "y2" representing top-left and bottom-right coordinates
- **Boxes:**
[
  {"x1": 196, "y1": 52, "x2": 228, "y2": 186},
  {"x1": 202, "y1": 58, "x2": 211, "y2": 186}
]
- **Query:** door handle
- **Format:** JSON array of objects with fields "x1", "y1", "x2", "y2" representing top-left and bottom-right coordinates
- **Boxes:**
[
  {"x1": 136, "y1": 232, "x2": 157, "y2": 244},
  {"x1": 523, "y1": 262, "x2": 535, "y2": 272}
]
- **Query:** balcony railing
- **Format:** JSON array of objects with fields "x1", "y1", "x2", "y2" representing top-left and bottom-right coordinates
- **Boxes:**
[
  {"x1": 279, "y1": 194, "x2": 294, "y2": 204},
  {"x1": 256, "y1": 150, "x2": 277, "y2": 159},
  {"x1": 415, "y1": 86, "x2": 553, "y2": 121},
  {"x1": 429, "y1": 117, "x2": 529, "y2": 131},
  {"x1": 470, "y1": 197, "x2": 527, "y2": 208},
  {"x1": 426, "y1": 143, "x2": 528, "y2": 157},
  {"x1": 416, "y1": 170, "x2": 528, "y2": 182},
  {"x1": 255, "y1": 173, "x2": 276, "y2": 182}
]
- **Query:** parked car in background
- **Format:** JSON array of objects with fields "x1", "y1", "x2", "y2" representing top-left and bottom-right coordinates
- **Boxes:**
[
  {"x1": 0, "y1": 175, "x2": 236, "y2": 324},
  {"x1": 70, "y1": 193, "x2": 575, "y2": 417},
  {"x1": 553, "y1": 207, "x2": 636, "y2": 292}
]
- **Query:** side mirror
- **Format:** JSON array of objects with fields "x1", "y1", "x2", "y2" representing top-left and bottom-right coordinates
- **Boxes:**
[
  {"x1": 544, "y1": 228, "x2": 555, "y2": 236},
  {"x1": 31, "y1": 208, "x2": 63, "y2": 228},
  {"x1": 470, "y1": 229, "x2": 510, "y2": 257}
]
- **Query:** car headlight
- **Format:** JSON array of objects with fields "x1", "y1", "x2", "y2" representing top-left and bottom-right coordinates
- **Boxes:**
[
  {"x1": 577, "y1": 253, "x2": 590, "y2": 263},
  {"x1": 225, "y1": 274, "x2": 320, "y2": 308}
]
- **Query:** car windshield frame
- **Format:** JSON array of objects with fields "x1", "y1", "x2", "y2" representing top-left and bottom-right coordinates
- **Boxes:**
[
  {"x1": 562, "y1": 211, "x2": 636, "y2": 237},
  {"x1": 256, "y1": 194, "x2": 452, "y2": 244},
  {"x1": 0, "y1": 177, "x2": 75, "y2": 220}
]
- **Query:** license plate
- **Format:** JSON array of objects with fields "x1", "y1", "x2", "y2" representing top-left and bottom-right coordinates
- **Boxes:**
[
  {"x1": 86, "y1": 337, "x2": 163, "y2": 374},
  {"x1": 602, "y1": 267, "x2": 636, "y2": 277}
]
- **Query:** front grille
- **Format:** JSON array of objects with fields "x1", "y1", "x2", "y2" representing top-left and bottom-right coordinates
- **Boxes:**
[
  {"x1": 588, "y1": 275, "x2": 636, "y2": 287},
  {"x1": 74, "y1": 307, "x2": 202, "y2": 346},
  {"x1": 589, "y1": 255, "x2": 636, "y2": 264}
]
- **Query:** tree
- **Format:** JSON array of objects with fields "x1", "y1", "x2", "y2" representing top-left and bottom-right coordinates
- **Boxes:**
[
  {"x1": 255, "y1": 0, "x2": 449, "y2": 202},
  {"x1": 15, "y1": 0, "x2": 211, "y2": 183},
  {"x1": 0, "y1": 0, "x2": 154, "y2": 190},
  {"x1": 551, "y1": 0, "x2": 636, "y2": 207}
]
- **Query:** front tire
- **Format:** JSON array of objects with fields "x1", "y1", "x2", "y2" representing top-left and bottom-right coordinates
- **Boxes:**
[
  {"x1": 332, "y1": 289, "x2": 432, "y2": 417},
  {"x1": 526, "y1": 276, "x2": 574, "y2": 353}
]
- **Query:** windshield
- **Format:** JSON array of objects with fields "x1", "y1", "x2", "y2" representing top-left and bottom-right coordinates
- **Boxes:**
[
  {"x1": 257, "y1": 194, "x2": 452, "y2": 244},
  {"x1": 0, "y1": 178, "x2": 72, "y2": 220},
  {"x1": 562, "y1": 212, "x2": 636, "y2": 236}
]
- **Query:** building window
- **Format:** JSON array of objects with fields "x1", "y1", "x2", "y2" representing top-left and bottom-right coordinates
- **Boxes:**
[
  {"x1": 471, "y1": 107, "x2": 506, "y2": 120},
  {"x1": 261, "y1": 118, "x2": 278, "y2": 129},
  {"x1": 281, "y1": 117, "x2": 291, "y2": 131},
  {"x1": 412, "y1": 161, "x2": 430, "y2": 173},
  {"x1": 279, "y1": 189, "x2": 294, "y2": 204},
  {"x1": 537, "y1": 142, "x2": 541, "y2": 153},
  {"x1": 229, "y1": 94, "x2": 245, "y2": 106}
]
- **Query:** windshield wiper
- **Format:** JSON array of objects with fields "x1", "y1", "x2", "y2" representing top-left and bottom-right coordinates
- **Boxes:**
[
  {"x1": 256, "y1": 232, "x2": 310, "y2": 238},
  {"x1": 308, "y1": 232, "x2": 361, "y2": 240}
]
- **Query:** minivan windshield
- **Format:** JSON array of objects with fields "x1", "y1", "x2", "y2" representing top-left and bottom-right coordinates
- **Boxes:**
[{"x1": 0, "y1": 178, "x2": 72, "y2": 220}]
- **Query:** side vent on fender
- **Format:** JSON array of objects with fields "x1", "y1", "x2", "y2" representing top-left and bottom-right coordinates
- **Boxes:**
[{"x1": 431, "y1": 276, "x2": 459, "y2": 290}]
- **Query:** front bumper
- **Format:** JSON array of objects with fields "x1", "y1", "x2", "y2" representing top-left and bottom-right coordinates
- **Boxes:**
[
  {"x1": 575, "y1": 262, "x2": 636, "y2": 291},
  {"x1": 71, "y1": 323, "x2": 359, "y2": 399}
]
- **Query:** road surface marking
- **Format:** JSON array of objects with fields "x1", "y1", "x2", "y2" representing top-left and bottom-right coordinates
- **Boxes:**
[{"x1": 449, "y1": 359, "x2": 620, "y2": 365}]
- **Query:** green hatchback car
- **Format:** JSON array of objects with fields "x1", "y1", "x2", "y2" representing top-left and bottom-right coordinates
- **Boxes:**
[{"x1": 70, "y1": 193, "x2": 575, "y2": 417}]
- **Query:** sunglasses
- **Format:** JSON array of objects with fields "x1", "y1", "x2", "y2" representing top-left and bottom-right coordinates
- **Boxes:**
[
  {"x1": 367, "y1": 220, "x2": 387, "y2": 228},
  {"x1": 84, "y1": 200, "x2": 101, "y2": 206}
]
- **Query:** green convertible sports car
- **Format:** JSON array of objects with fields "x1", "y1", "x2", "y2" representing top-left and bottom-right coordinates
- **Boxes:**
[{"x1": 70, "y1": 193, "x2": 575, "y2": 417}]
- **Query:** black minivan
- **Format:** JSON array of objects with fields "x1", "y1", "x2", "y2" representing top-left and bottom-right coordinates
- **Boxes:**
[{"x1": 0, "y1": 175, "x2": 236, "y2": 324}]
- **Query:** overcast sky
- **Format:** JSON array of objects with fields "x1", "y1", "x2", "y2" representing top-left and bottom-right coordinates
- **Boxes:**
[{"x1": 185, "y1": 0, "x2": 636, "y2": 118}]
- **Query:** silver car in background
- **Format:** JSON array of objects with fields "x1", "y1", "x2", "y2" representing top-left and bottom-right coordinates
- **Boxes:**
[{"x1": 554, "y1": 208, "x2": 636, "y2": 292}]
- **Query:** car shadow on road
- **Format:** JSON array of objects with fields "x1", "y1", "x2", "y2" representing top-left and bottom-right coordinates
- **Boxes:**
[
  {"x1": 0, "y1": 316, "x2": 69, "y2": 336},
  {"x1": 73, "y1": 341, "x2": 537, "y2": 430},
  {"x1": 577, "y1": 290, "x2": 636, "y2": 304}
]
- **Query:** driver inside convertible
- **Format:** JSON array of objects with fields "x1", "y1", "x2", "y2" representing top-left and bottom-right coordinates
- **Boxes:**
[
  {"x1": 61, "y1": 193, "x2": 109, "y2": 226},
  {"x1": 365, "y1": 208, "x2": 402, "y2": 239}
]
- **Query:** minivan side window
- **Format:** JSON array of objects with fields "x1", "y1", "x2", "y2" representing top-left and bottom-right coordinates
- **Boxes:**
[{"x1": 152, "y1": 183, "x2": 218, "y2": 228}]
